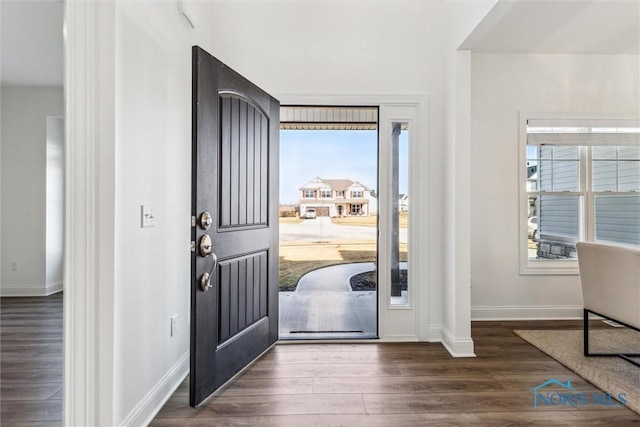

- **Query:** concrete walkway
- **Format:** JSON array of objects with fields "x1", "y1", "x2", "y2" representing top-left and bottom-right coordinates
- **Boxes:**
[
  {"x1": 279, "y1": 262, "x2": 377, "y2": 339},
  {"x1": 296, "y1": 262, "x2": 375, "y2": 292}
]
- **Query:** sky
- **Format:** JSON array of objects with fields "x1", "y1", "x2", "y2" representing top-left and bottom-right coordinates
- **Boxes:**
[{"x1": 280, "y1": 129, "x2": 408, "y2": 204}]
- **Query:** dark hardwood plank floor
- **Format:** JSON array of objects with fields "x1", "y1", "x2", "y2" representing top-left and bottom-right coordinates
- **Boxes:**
[
  {"x1": 3, "y1": 295, "x2": 639, "y2": 426},
  {"x1": 153, "y1": 320, "x2": 640, "y2": 426},
  {"x1": 1, "y1": 293, "x2": 63, "y2": 427}
]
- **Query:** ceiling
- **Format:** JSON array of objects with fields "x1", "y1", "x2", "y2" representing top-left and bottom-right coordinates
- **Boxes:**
[
  {"x1": 460, "y1": 0, "x2": 640, "y2": 54},
  {"x1": 1, "y1": 0, "x2": 64, "y2": 86},
  {"x1": 0, "y1": 0, "x2": 637, "y2": 87}
]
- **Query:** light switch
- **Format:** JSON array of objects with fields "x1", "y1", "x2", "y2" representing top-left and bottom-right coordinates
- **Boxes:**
[
  {"x1": 141, "y1": 205, "x2": 155, "y2": 228},
  {"x1": 171, "y1": 314, "x2": 178, "y2": 337}
]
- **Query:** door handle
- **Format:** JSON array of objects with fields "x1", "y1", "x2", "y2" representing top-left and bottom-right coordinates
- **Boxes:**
[
  {"x1": 200, "y1": 252, "x2": 218, "y2": 292},
  {"x1": 198, "y1": 234, "x2": 217, "y2": 291}
]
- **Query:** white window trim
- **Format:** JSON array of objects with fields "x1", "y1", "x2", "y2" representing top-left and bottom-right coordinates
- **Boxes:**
[{"x1": 519, "y1": 112, "x2": 640, "y2": 275}]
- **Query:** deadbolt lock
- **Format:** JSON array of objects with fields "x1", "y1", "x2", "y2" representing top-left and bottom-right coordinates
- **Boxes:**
[{"x1": 199, "y1": 212, "x2": 212, "y2": 230}]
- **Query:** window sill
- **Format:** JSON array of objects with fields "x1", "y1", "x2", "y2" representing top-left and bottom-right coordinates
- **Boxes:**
[{"x1": 519, "y1": 259, "x2": 579, "y2": 276}]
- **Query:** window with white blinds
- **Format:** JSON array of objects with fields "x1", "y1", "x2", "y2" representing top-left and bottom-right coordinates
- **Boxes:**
[{"x1": 521, "y1": 116, "x2": 640, "y2": 274}]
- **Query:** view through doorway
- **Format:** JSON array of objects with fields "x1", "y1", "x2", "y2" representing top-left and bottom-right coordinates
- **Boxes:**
[{"x1": 278, "y1": 106, "x2": 380, "y2": 339}]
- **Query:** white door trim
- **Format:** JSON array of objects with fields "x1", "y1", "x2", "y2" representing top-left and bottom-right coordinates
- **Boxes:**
[
  {"x1": 64, "y1": 1, "x2": 117, "y2": 425},
  {"x1": 276, "y1": 94, "x2": 431, "y2": 342}
]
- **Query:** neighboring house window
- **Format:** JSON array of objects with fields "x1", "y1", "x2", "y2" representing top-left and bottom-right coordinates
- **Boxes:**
[
  {"x1": 351, "y1": 204, "x2": 362, "y2": 214},
  {"x1": 320, "y1": 189, "x2": 331, "y2": 198},
  {"x1": 337, "y1": 190, "x2": 344, "y2": 197},
  {"x1": 352, "y1": 190, "x2": 363, "y2": 198},
  {"x1": 303, "y1": 190, "x2": 314, "y2": 198},
  {"x1": 521, "y1": 116, "x2": 640, "y2": 275}
]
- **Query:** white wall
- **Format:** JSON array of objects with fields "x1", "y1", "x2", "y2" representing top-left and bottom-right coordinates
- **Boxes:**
[
  {"x1": 111, "y1": 2, "x2": 197, "y2": 425},
  {"x1": 1, "y1": 86, "x2": 63, "y2": 295},
  {"x1": 194, "y1": 1, "x2": 448, "y2": 95},
  {"x1": 470, "y1": 53, "x2": 640, "y2": 319}
]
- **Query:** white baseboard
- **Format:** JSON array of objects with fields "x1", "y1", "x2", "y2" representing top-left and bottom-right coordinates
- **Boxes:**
[
  {"x1": 471, "y1": 305, "x2": 583, "y2": 321},
  {"x1": 380, "y1": 334, "x2": 419, "y2": 342},
  {"x1": 46, "y1": 281, "x2": 63, "y2": 295},
  {"x1": 1, "y1": 283, "x2": 62, "y2": 297},
  {"x1": 121, "y1": 351, "x2": 189, "y2": 427},
  {"x1": 441, "y1": 326, "x2": 476, "y2": 358}
]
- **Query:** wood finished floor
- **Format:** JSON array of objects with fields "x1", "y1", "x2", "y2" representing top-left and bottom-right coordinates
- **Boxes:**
[
  {"x1": 2, "y1": 295, "x2": 639, "y2": 426},
  {"x1": 1, "y1": 293, "x2": 63, "y2": 427},
  {"x1": 153, "y1": 320, "x2": 640, "y2": 426}
]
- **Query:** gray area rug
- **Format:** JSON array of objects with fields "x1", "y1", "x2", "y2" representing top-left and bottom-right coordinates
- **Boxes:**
[{"x1": 515, "y1": 329, "x2": 640, "y2": 415}]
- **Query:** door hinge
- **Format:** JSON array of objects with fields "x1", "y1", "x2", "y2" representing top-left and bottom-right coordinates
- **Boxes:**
[
  {"x1": 191, "y1": 216, "x2": 196, "y2": 227},
  {"x1": 190, "y1": 241, "x2": 196, "y2": 252}
]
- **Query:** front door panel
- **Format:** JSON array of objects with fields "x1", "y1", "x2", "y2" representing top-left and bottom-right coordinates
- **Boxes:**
[{"x1": 190, "y1": 46, "x2": 279, "y2": 407}]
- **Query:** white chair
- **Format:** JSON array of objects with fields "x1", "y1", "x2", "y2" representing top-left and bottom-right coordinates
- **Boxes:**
[{"x1": 576, "y1": 241, "x2": 640, "y2": 367}]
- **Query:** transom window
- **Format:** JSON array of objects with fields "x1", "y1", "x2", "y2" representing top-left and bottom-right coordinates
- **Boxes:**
[{"x1": 521, "y1": 116, "x2": 640, "y2": 275}]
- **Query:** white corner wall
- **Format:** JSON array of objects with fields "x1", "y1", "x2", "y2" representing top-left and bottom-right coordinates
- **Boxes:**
[
  {"x1": 440, "y1": 0, "x2": 497, "y2": 356},
  {"x1": 1, "y1": 86, "x2": 63, "y2": 296},
  {"x1": 470, "y1": 53, "x2": 640, "y2": 320}
]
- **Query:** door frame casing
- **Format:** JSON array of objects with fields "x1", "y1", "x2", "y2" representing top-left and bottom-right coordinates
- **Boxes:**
[
  {"x1": 64, "y1": 1, "x2": 118, "y2": 425},
  {"x1": 276, "y1": 94, "x2": 432, "y2": 342}
]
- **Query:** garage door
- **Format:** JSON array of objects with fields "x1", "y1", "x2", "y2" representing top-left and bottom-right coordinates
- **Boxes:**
[{"x1": 312, "y1": 207, "x2": 330, "y2": 217}]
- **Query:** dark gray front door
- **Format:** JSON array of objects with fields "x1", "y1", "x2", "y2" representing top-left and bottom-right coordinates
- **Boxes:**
[{"x1": 190, "y1": 46, "x2": 279, "y2": 407}]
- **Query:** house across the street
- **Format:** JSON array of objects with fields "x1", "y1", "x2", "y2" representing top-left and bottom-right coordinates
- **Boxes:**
[{"x1": 299, "y1": 177, "x2": 374, "y2": 217}]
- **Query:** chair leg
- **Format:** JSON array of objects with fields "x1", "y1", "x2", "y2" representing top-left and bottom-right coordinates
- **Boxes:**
[
  {"x1": 583, "y1": 308, "x2": 640, "y2": 366},
  {"x1": 583, "y1": 308, "x2": 589, "y2": 357}
]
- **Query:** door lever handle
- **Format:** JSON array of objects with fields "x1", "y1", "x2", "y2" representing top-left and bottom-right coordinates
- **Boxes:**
[{"x1": 200, "y1": 252, "x2": 218, "y2": 292}]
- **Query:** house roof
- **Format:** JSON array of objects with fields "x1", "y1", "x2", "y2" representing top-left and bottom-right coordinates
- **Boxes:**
[
  {"x1": 323, "y1": 179, "x2": 356, "y2": 191},
  {"x1": 300, "y1": 177, "x2": 370, "y2": 191}
]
